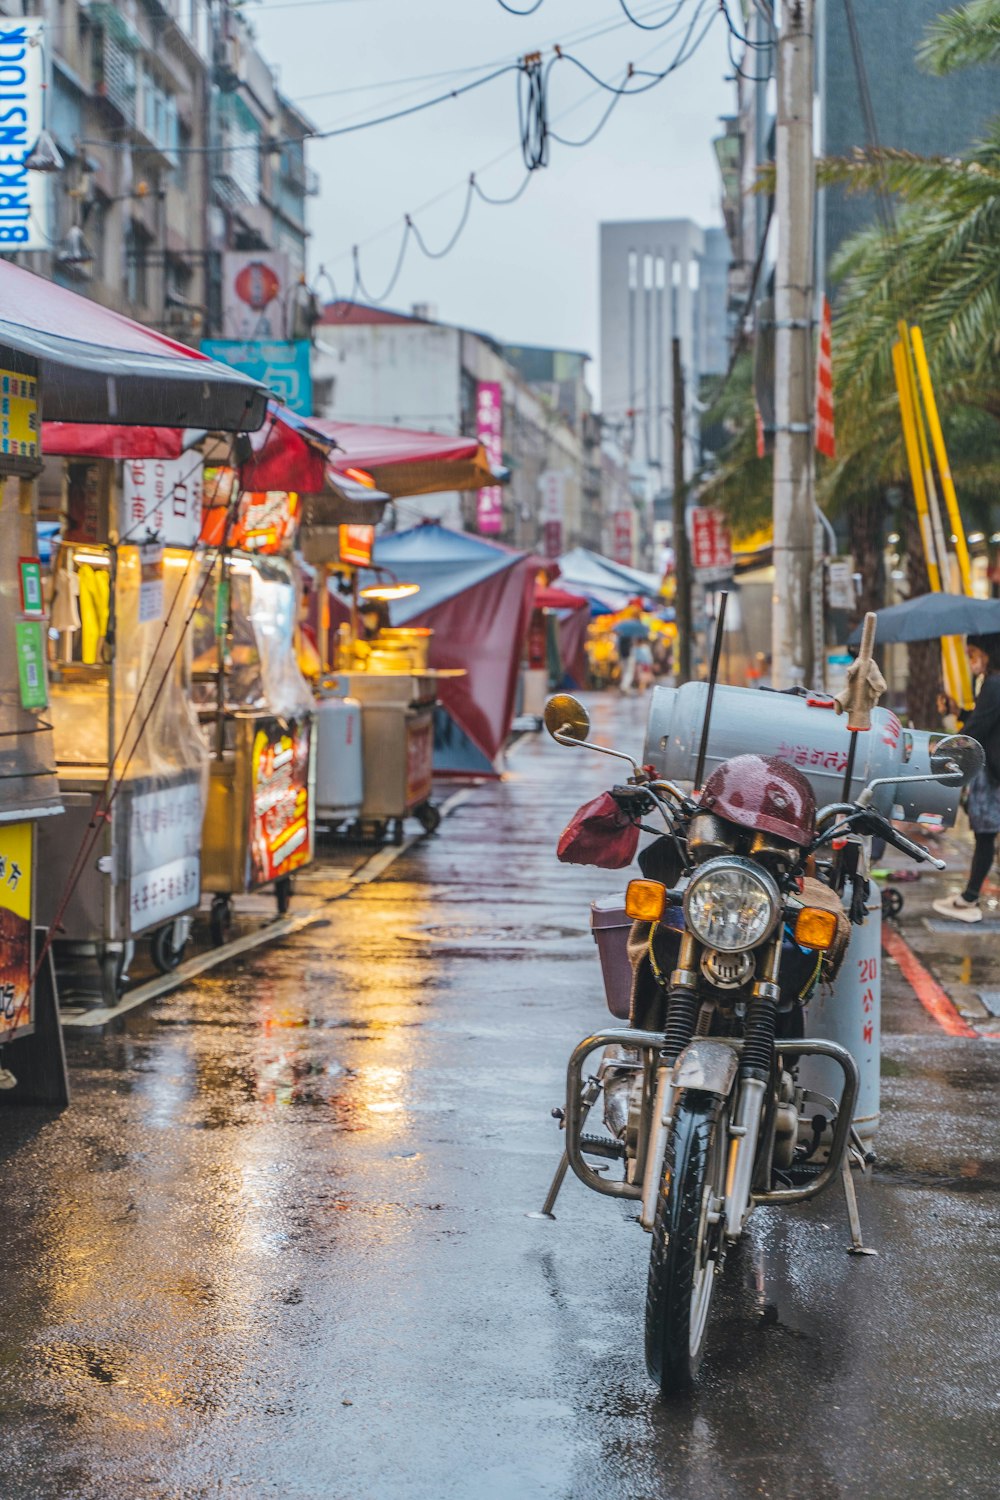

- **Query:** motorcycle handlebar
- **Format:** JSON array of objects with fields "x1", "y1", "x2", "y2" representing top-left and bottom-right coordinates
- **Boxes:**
[{"x1": 815, "y1": 809, "x2": 947, "y2": 871}]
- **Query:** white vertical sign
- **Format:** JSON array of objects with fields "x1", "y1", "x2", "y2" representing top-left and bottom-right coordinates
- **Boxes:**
[
  {"x1": 122, "y1": 456, "x2": 204, "y2": 547},
  {"x1": 0, "y1": 20, "x2": 50, "y2": 253}
]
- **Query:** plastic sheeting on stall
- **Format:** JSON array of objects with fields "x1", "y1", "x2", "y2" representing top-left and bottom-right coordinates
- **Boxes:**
[
  {"x1": 48, "y1": 546, "x2": 208, "y2": 787},
  {"x1": 0, "y1": 479, "x2": 61, "y2": 820},
  {"x1": 191, "y1": 554, "x2": 313, "y2": 723}
]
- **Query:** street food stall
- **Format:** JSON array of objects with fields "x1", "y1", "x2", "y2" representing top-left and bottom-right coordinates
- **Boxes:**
[
  {"x1": 246, "y1": 408, "x2": 502, "y2": 834},
  {"x1": 194, "y1": 469, "x2": 317, "y2": 943},
  {"x1": 33, "y1": 436, "x2": 213, "y2": 1003},
  {"x1": 326, "y1": 523, "x2": 538, "y2": 779},
  {"x1": 0, "y1": 257, "x2": 266, "y2": 1087},
  {"x1": 309, "y1": 522, "x2": 442, "y2": 844}
]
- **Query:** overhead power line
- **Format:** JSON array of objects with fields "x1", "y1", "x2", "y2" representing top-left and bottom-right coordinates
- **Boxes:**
[
  {"x1": 494, "y1": 0, "x2": 690, "y2": 30},
  {"x1": 320, "y1": 0, "x2": 725, "y2": 310}
]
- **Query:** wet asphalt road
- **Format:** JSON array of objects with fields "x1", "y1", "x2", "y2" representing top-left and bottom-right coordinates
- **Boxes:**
[{"x1": 1, "y1": 693, "x2": 998, "y2": 1500}]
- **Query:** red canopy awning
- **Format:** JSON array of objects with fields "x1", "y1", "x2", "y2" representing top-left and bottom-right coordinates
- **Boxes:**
[
  {"x1": 536, "y1": 584, "x2": 589, "y2": 611},
  {"x1": 310, "y1": 420, "x2": 495, "y2": 498},
  {"x1": 41, "y1": 423, "x2": 187, "y2": 459},
  {"x1": 0, "y1": 259, "x2": 267, "y2": 430}
]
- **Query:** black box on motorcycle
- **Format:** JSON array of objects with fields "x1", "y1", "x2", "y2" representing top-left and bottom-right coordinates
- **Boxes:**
[{"x1": 590, "y1": 896, "x2": 632, "y2": 1020}]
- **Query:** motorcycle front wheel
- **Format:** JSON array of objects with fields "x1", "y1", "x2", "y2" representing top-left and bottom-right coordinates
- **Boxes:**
[{"x1": 645, "y1": 1090, "x2": 729, "y2": 1396}]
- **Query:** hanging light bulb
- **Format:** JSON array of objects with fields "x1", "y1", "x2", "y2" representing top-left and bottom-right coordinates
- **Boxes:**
[
  {"x1": 25, "y1": 128, "x2": 64, "y2": 173},
  {"x1": 56, "y1": 224, "x2": 95, "y2": 269}
]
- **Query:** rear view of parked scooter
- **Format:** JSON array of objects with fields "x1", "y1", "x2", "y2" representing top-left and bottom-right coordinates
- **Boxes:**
[{"x1": 537, "y1": 612, "x2": 982, "y2": 1397}]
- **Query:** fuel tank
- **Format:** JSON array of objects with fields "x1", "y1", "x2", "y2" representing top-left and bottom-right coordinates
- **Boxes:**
[{"x1": 643, "y1": 682, "x2": 962, "y2": 828}]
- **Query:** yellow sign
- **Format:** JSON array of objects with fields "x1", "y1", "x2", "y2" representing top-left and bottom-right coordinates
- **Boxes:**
[
  {"x1": 0, "y1": 821, "x2": 32, "y2": 923},
  {"x1": 0, "y1": 821, "x2": 33, "y2": 1039},
  {"x1": 0, "y1": 369, "x2": 39, "y2": 462}
]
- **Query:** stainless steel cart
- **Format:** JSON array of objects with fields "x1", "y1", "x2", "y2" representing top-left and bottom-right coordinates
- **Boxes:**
[
  {"x1": 35, "y1": 765, "x2": 204, "y2": 1003},
  {"x1": 327, "y1": 671, "x2": 441, "y2": 844}
]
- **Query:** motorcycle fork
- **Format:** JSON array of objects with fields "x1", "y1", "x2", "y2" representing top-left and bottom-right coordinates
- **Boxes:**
[{"x1": 723, "y1": 937, "x2": 783, "y2": 1241}]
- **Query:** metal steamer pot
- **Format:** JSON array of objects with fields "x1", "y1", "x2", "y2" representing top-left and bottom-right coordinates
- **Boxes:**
[{"x1": 643, "y1": 682, "x2": 965, "y2": 829}]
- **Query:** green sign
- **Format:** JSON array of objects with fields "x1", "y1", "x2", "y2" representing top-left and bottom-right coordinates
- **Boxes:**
[{"x1": 14, "y1": 619, "x2": 47, "y2": 709}]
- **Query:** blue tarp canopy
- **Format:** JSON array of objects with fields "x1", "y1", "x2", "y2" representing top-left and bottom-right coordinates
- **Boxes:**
[{"x1": 556, "y1": 547, "x2": 662, "y2": 613}]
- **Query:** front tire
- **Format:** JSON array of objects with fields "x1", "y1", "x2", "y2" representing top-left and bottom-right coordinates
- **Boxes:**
[{"x1": 645, "y1": 1091, "x2": 729, "y2": 1396}]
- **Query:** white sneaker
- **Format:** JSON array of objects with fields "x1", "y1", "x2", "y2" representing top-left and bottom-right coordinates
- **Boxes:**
[{"x1": 931, "y1": 894, "x2": 983, "y2": 923}]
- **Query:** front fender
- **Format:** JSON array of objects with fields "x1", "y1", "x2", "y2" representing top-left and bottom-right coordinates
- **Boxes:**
[{"x1": 671, "y1": 1038, "x2": 740, "y2": 1097}]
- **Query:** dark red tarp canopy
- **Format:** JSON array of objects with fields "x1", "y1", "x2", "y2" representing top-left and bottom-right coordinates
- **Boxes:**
[
  {"x1": 41, "y1": 423, "x2": 187, "y2": 459},
  {"x1": 0, "y1": 259, "x2": 267, "y2": 430},
  {"x1": 534, "y1": 582, "x2": 589, "y2": 689},
  {"x1": 311, "y1": 420, "x2": 495, "y2": 497},
  {"x1": 536, "y1": 584, "x2": 588, "y2": 610}
]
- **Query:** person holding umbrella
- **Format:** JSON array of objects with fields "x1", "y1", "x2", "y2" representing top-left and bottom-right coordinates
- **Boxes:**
[
  {"x1": 933, "y1": 634, "x2": 1000, "y2": 922},
  {"x1": 615, "y1": 602, "x2": 650, "y2": 696}
]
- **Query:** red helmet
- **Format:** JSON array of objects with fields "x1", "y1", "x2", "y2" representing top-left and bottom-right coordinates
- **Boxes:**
[{"x1": 698, "y1": 754, "x2": 816, "y2": 846}]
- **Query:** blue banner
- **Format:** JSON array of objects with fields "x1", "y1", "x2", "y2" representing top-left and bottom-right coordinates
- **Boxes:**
[{"x1": 201, "y1": 339, "x2": 313, "y2": 415}]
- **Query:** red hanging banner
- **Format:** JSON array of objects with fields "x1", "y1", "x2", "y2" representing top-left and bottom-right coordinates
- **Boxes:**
[{"x1": 816, "y1": 295, "x2": 835, "y2": 460}]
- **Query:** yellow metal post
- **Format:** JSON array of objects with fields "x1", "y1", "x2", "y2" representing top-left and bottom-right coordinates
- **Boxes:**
[
  {"x1": 892, "y1": 337, "x2": 971, "y2": 710},
  {"x1": 909, "y1": 324, "x2": 972, "y2": 597}
]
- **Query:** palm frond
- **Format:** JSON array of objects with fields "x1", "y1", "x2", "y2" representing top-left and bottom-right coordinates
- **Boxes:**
[{"x1": 918, "y1": 0, "x2": 1000, "y2": 75}]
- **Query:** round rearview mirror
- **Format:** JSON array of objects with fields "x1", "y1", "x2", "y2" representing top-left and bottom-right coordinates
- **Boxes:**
[
  {"x1": 930, "y1": 733, "x2": 984, "y2": 787},
  {"x1": 543, "y1": 693, "x2": 591, "y2": 743}
]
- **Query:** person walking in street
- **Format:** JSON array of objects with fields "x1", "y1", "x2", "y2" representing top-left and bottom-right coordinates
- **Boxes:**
[
  {"x1": 933, "y1": 634, "x2": 1000, "y2": 922},
  {"x1": 615, "y1": 605, "x2": 649, "y2": 696}
]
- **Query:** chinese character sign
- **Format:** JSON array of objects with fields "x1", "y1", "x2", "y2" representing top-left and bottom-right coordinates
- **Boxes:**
[
  {"x1": 123, "y1": 457, "x2": 204, "y2": 547},
  {"x1": 689, "y1": 507, "x2": 733, "y2": 577},
  {"x1": 612, "y1": 510, "x2": 633, "y2": 566},
  {"x1": 476, "y1": 381, "x2": 504, "y2": 536}
]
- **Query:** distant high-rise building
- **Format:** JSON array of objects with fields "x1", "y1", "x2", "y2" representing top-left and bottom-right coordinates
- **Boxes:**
[{"x1": 599, "y1": 218, "x2": 731, "y2": 495}]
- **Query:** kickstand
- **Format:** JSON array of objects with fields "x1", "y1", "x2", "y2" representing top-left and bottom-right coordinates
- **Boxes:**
[
  {"x1": 841, "y1": 1146, "x2": 878, "y2": 1257},
  {"x1": 528, "y1": 1075, "x2": 602, "y2": 1220}
]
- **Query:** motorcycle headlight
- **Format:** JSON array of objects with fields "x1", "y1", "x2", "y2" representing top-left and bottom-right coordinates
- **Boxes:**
[{"x1": 683, "y1": 856, "x2": 780, "y2": 953}]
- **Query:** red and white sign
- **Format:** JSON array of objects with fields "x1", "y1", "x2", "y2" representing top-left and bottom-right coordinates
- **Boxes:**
[
  {"x1": 543, "y1": 520, "x2": 562, "y2": 559},
  {"x1": 338, "y1": 523, "x2": 375, "y2": 568},
  {"x1": 539, "y1": 469, "x2": 567, "y2": 523},
  {"x1": 611, "y1": 510, "x2": 633, "y2": 566},
  {"x1": 249, "y1": 719, "x2": 313, "y2": 885},
  {"x1": 405, "y1": 717, "x2": 434, "y2": 806},
  {"x1": 816, "y1": 295, "x2": 835, "y2": 460},
  {"x1": 689, "y1": 506, "x2": 733, "y2": 578},
  {"x1": 123, "y1": 456, "x2": 203, "y2": 547},
  {"x1": 475, "y1": 381, "x2": 504, "y2": 536},
  {"x1": 222, "y1": 251, "x2": 290, "y2": 339}
]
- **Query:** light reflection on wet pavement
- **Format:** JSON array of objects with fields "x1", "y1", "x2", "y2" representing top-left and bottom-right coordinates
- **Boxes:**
[{"x1": 0, "y1": 694, "x2": 997, "y2": 1498}]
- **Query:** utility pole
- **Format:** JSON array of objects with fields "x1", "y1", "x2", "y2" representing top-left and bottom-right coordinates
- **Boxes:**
[
  {"x1": 772, "y1": 0, "x2": 816, "y2": 689},
  {"x1": 672, "y1": 336, "x2": 692, "y2": 684}
]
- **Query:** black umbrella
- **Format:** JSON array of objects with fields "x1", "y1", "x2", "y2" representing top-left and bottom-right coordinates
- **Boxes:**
[{"x1": 847, "y1": 593, "x2": 1000, "y2": 646}]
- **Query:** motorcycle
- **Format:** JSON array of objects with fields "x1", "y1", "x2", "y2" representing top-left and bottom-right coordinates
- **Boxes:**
[{"x1": 537, "y1": 669, "x2": 982, "y2": 1397}]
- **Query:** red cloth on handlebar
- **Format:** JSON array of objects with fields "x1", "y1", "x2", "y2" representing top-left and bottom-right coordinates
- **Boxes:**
[{"x1": 556, "y1": 792, "x2": 640, "y2": 868}]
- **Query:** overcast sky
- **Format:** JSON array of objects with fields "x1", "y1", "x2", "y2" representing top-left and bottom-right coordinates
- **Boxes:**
[{"x1": 253, "y1": 0, "x2": 733, "y2": 394}]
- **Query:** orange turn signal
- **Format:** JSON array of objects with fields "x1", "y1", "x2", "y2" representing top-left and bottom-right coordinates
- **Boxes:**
[
  {"x1": 625, "y1": 879, "x2": 667, "y2": 923},
  {"x1": 794, "y1": 907, "x2": 838, "y2": 952}
]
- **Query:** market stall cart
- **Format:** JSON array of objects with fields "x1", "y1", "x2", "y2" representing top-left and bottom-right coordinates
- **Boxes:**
[
  {"x1": 193, "y1": 532, "x2": 316, "y2": 946},
  {"x1": 0, "y1": 257, "x2": 266, "y2": 1091}
]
